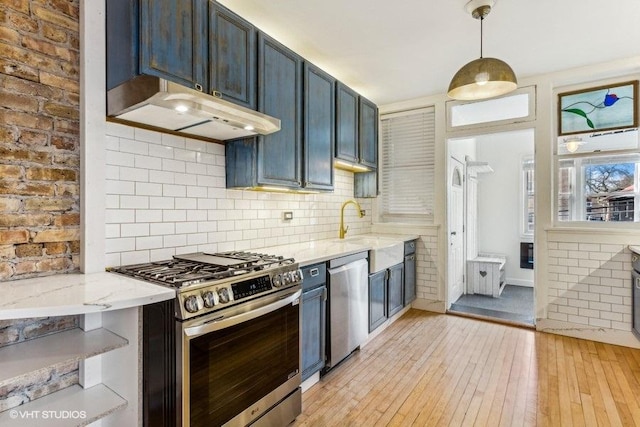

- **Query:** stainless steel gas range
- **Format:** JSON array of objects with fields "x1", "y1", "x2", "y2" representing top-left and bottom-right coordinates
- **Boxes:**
[{"x1": 111, "y1": 251, "x2": 303, "y2": 427}]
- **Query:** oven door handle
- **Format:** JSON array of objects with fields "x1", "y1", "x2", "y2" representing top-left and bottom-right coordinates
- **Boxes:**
[{"x1": 183, "y1": 289, "x2": 301, "y2": 338}]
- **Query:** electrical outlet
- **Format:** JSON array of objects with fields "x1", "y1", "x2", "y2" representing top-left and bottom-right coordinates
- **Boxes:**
[
  {"x1": 360, "y1": 210, "x2": 366, "y2": 216},
  {"x1": 283, "y1": 211, "x2": 293, "y2": 220}
]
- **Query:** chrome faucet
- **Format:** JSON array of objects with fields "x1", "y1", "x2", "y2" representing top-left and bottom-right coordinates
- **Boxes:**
[{"x1": 339, "y1": 199, "x2": 365, "y2": 239}]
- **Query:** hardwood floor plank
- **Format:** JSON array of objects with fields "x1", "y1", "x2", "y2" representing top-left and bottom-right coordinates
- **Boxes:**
[{"x1": 293, "y1": 310, "x2": 640, "y2": 427}]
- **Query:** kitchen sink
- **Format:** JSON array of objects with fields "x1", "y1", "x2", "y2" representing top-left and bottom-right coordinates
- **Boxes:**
[{"x1": 337, "y1": 236, "x2": 404, "y2": 274}]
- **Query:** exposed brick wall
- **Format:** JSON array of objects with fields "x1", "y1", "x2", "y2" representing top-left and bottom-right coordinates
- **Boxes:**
[
  {"x1": 0, "y1": 0, "x2": 81, "y2": 412},
  {"x1": 0, "y1": 0, "x2": 80, "y2": 280}
]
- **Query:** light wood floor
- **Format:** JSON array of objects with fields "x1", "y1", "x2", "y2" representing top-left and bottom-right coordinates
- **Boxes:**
[{"x1": 293, "y1": 309, "x2": 640, "y2": 427}]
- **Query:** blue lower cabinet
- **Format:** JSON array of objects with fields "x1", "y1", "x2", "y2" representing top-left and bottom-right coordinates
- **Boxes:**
[
  {"x1": 301, "y1": 263, "x2": 327, "y2": 380},
  {"x1": 368, "y1": 270, "x2": 387, "y2": 333}
]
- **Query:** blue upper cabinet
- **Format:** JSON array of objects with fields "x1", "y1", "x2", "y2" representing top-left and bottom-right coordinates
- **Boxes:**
[
  {"x1": 359, "y1": 96, "x2": 378, "y2": 170},
  {"x1": 303, "y1": 63, "x2": 335, "y2": 191},
  {"x1": 257, "y1": 32, "x2": 303, "y2": 188},
  {"x1": 139, "y1": 0, "x2": 208, "y2": 91},
  {"x1": 209, "y1": 2, "x2": 256, "y2": 109},
  {"x1": 335, "y1": 82, "x2": 359, "y2": 164}
]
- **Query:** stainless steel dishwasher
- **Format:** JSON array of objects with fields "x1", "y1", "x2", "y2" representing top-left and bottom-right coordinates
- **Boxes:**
[{"x1": 325, "y1": 251, "x2": 369, "y2": 369}]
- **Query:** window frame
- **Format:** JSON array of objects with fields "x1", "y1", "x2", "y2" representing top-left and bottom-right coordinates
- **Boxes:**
[{"x1": 521, "y1": 157, "x2": 535, "y2": 237}]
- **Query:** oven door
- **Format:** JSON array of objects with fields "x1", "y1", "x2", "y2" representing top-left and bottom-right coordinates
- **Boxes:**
[{"x1": 179, "y1": 288, "x2": 301, "y2": 427}]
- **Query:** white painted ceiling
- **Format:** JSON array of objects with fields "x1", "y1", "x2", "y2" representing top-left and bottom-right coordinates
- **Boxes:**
[{"x1": 218, "y1": 0, "x2": 640, "y2": 105}]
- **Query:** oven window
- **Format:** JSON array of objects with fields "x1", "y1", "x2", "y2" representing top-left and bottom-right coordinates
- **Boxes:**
[{"x1": 189, "y1": 302, "x2": 299, "y2": 426}]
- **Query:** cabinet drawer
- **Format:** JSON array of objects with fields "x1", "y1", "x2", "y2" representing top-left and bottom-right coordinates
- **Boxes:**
[
  {"x1": 302, "y1": 263, "x2": 326, "y2": 291},
  {"x1": 404, "y1": 240, "x2": 416, "y2": 255}
]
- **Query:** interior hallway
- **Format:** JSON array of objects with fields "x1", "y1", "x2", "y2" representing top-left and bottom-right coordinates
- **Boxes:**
[{"x1": 294, "y1": 309, "x2": 640, "y2": 426}]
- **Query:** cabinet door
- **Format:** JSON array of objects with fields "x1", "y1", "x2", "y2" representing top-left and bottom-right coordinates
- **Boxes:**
[
  {"x1": 257, "y1": 32, "x2": 303, "y2": 188},
  {"x1": 209, "y1": 2, "x2": 256, "y2": 109},
  {"x1": 301, "y1": 286, "x2": 326, "y2": 380},
  {"x1": 359, "y1": 96, "x2": 378, "y2": 170},
  {"x1": 404, "y1": 254, "x2": 417, "y2": 306},
  {"x1": 139, "y1": 0, "x2": 207, "y2": 91},
  {"x1": 387, "y1": 263, "x2": 404, "y2": 317},
  {"x1": 369, "y1": 270, "x2": 387, "y2": 332},
  {"x1": 335, "y1": 82, "x2": 359, "y2": 163},
  {"x1": 304, "y1": 63, "x2": 335, "y2": 191},
  {"x1": 106, "y1": 0, "x2": 138, "y2": 90}
]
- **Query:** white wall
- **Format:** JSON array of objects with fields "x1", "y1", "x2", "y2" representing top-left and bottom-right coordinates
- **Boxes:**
[{"x1": 475, "y1": 129, "x2": 535, "y2": 286}]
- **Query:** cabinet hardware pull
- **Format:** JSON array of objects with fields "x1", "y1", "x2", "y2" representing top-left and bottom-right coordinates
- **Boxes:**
[
  {"x1": 194, "y1": 83, "x2": 203, "y2": 92},
  {"x1": 636, "y1": 278, "x2": 640, "y2": 289},
  {"x1": 409, "y1": 255, "x2": 415, "y2": 261},
  {"x1": 212, "y1": 90, "x2": 222, "y2": 98},
  {"x1": 310, "y1": 268, "x2": 319, "y2": 277},
  {"x1": 634, "y1": 255, "x2": 639, "y2": 263}
]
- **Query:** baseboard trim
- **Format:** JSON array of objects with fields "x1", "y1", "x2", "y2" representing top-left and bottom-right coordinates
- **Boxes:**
[
  {"x1": 536, "y1": 318, "x2": 640, "y2": 349},
  {"x1": 506, "y1": 278, "x2": 534, "y2": 287},
  {"x1": 411, "y1": 298, "x2": 446, "y2": 313}
]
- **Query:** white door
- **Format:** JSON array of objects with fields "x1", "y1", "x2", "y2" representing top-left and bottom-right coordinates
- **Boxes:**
[{"x1": 448, "y1": 158, "x2": 465, "y2": 304}]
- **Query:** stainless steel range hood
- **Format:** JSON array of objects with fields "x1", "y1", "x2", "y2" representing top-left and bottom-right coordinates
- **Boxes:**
[{"x1": 107, "y1": 75, "x2": 280, "y2": 141}]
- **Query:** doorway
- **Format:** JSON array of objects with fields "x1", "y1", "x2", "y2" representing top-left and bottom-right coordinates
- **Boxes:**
[{"x1": 447, "y1": 129, "x2": 535, "y2": 326}]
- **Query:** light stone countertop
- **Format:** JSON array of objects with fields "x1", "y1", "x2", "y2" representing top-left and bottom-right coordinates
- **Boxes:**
[
  {"x1": 259, "y1": 233, "x2": 419, "y2": 267},
  {"x1": 0, "y1": 272, "x2": 175, "y2": 320},
  {"x1": 0, "y1": 233, "x2": 419, "y2": 320},
  {"x1": 629, "y1": 245, "x2": 640, "y2": 255}
]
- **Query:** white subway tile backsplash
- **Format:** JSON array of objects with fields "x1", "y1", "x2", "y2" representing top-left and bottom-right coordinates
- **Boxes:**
[
  {"x1": 163, "y1": 210, "x2": 187, "y2": 222},
  {"x1": 136, "y1": 182, "x2": 163, "y2": 196},
  {"x1": 135, "y1": 154, "x2": 162, "y2": 170},
  {"x1": 105, "y1": 209, "x2": 135, "y2": 224},
  {"x1": 149, "y1": 170, "x2": 175, "y2": 184},
  {"x1": 150, "y1": 197, "x2": 175, "y2": 210},
  {"x1": 164, "y1": 234, "x2": 187, "y2": 248},
  {"x1": 106, "y1": 180, "x2": 135, "y2": 195},
  {"x1": 175, "y1": 173, "x2": 198, "y2": 186},
  {"x1": 162, "y1": 158, "x2": 186, "y2": 173},
  {"x1": 150, "y1": 222, "x2": 175, "y2": 236},
  {"x1": 187, "y1": 210, "x2": 207, "y2": 222},
  {"x1": 176, "y1": 198, "x2": 197, "y2": 210},
  {"x1": 136, "y1": 210, "x2": 163, "y2": 223},
  {"x1": 120, "y1": 195, "x2": 149, "y2": 209},
  {"x1": 186, "y1": 139, "x2": 208, "y2": 152},
  {"x1": 548, "y1": 241, "x2": 633, "y2": 332},
  {"x1": 106, "y1": 150, "x2": 135, "y2": 167},
  {"x1": 136, "y1": 236, "x2": 163, "y2": 250},
  {"x1": 161, "y1": 133, "x2": 186, "y2": 148},
  {"x1": 149, "y1": 144, "x2": 175, "y2": 159},
  {"x1": 106, "y1": 237, "x2": 136, "y2": 253},
  {"x1": 163, "y1": 184, "x2": 186, "y2": 197},
  {"x1": 121, "y1": 223, "x2": 150, "y2": 237},
  {"x1": 134, "y1": 128, "x2": 162, "y2": 144},
  {"x1": 176, "y1": 222, "x2": 197, "y2": 234},
  {"x1": 119, "y1": 138, "x2": 149, "y2": 155}
]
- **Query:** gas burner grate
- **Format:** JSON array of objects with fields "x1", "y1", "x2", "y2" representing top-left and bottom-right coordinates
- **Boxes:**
[{"x1": 110, "y1": 251, "x2": 295, "y2": 289}]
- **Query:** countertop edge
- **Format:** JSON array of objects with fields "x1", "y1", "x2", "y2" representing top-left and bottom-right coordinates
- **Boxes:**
[{"x1": 0, "y1": 272, "x2": 175, "y2": 320}]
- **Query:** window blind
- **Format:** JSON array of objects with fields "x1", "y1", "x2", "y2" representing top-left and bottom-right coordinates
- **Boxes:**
[{"x1": 380, "y1": 106, "x2": 435, "y2": 221}]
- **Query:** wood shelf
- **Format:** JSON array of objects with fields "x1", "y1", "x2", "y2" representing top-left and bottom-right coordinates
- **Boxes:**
[
  {"x1": 0, "y1": 328, "x2": 128, "y2": 388},
  {"x1": 0, "y1": 384, "x2": 127, "y2": 426}
]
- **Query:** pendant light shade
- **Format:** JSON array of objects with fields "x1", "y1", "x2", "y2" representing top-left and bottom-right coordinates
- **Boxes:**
[
  {"x1": 447, "y1": 57, "x2": 517, "y2": 101},
  {"x1": 448, "y1": 1, "x2": 517, "y2": 100}
]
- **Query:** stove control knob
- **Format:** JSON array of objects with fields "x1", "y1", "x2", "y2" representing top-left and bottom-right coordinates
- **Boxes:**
[
  {"x1": 202, "y1": 291, "x2": 216, "y2": 308},
  {"x1": 218, "y1": 287, "x2": 230, "y2": 303},
  {"x1": 273, "y1": 274, "x2": 282, "y2": 288},
  {"x1": 282, "y1": 272, "x2": 292, "y2": 285},
  {"x1": 184, "y1": 295, "x2": 204, "y2": 313},
  {"x1": 293, "y1": 269, "x2": 302, "y2": 282}
]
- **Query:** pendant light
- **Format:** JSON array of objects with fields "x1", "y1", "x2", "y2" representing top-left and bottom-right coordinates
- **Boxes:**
[{"x1": 447, "y1": 0, "x2": 517, "y2": 101}]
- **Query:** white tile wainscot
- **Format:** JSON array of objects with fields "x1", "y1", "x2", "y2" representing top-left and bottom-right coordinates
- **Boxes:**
[
  {"x1": 538, "y1": 227, "x2": 640, "y2": 349},
  {"x1": 0, "y1": 273, "x2": 174, "y2": 426}
]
